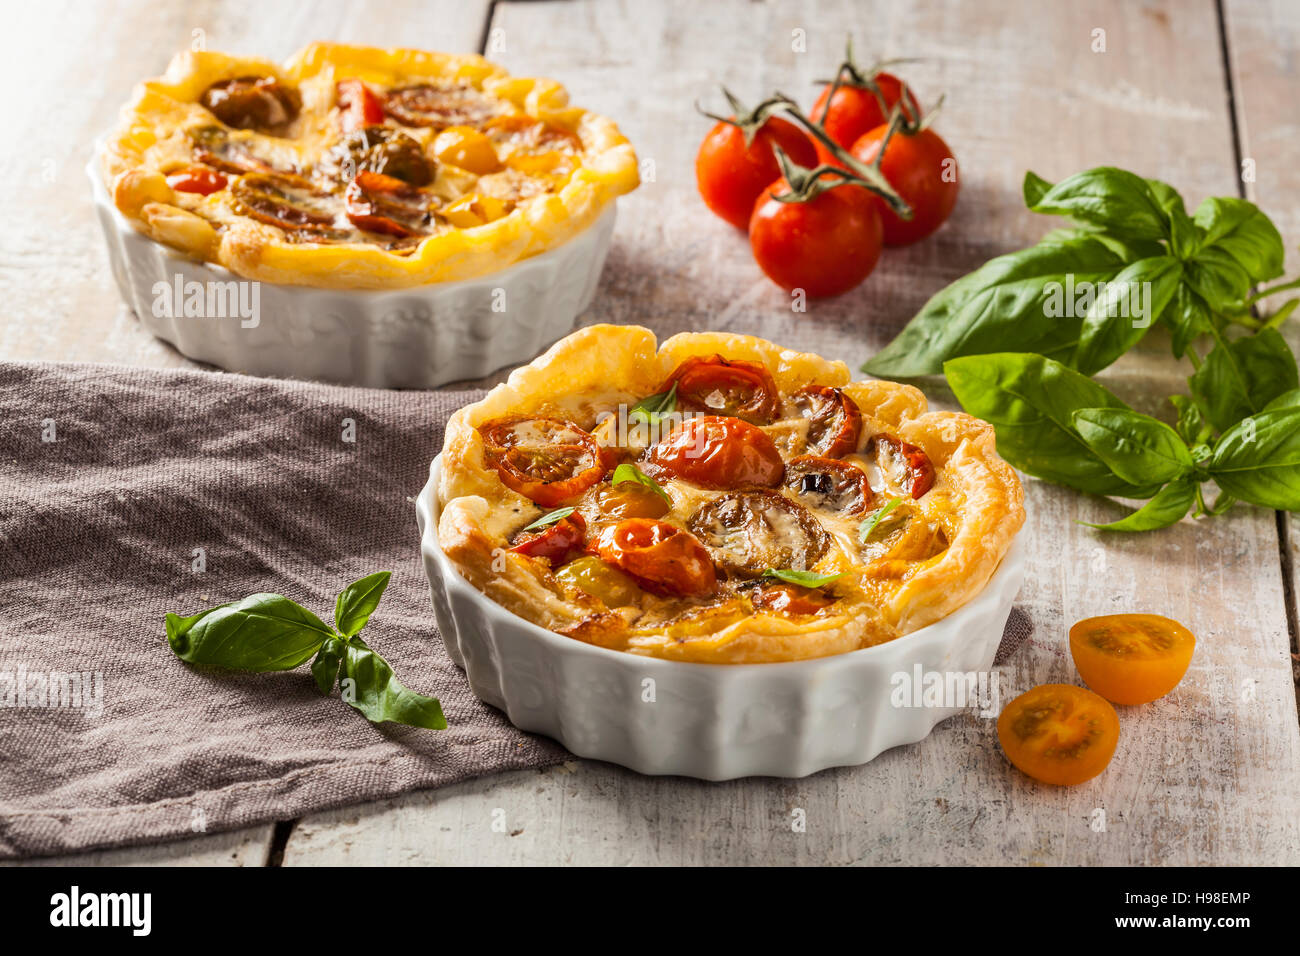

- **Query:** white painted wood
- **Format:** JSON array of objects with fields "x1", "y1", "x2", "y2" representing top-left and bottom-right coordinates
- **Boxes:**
[
  {"x1": 285, "y1": 0, "x2": 1300, "y2": 865},
  {"x1": 0, "y1": 826, "x2": 277, "y2": 868}
]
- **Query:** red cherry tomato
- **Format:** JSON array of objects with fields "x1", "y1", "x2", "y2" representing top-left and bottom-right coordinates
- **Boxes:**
[
  {"x1": 660, "y1": 355, "x2": 779, "y2": 424},
  {"x1": 750, "y1": 582, "x2": 835, "y2": 616},
  {"x1": 479, "y1": 416, "x2": 606, "y2": 508},
  {"x1": 344, "y1": 170, "x2": 431, "y2": 237},
  {"x1": 641, "y1": 416, "x2": 785, "y2": 490},
  {"x1": 851, "y1": 125, "x2": 958, "y2": 246},
  {"x1": 510, "y1": 512, "x2": 587, "y2": 565},
  {"x1": 791, "y1": 385, "x2": 862, "y2": 458},
  {"x1": 748, "y1": 176, "x2": 883, "y2": 298},
  {"x1": 337, "y1": 79, "x2": 386, "y2": 132},
  {"x1": 811, "y1": 72, "x2": 914, "y2": 162},
  {"x1": 872, "y1": 432, "x2": 936, "y2": 499},
  {"x1": 165, "y1": 165, "x2": 228, "y2": 195},
  {"x1": 591, "y1": 519, "x2": 717, "y2": 597},
  {"x1": 696, "y1": 116, "x2": 817, "y2": 230}
]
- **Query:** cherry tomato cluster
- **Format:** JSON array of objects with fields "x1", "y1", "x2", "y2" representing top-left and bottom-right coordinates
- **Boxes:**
[{"x1": 695, "y1": 45, "x2": 959, "y2": 298}]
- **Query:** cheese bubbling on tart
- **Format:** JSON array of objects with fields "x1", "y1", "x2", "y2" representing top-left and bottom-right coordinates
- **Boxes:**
[
  {"x1": 101, "y1": 43, "x2": 638, "y2": 289},
  {"x1": 437, "y1": 326, "x2": 1025, "y2": 664}
]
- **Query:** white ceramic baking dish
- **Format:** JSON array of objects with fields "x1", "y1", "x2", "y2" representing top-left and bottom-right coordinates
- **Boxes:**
[
  {"x1": 87, "y1": 152, "x2": 617, "y2": 388},
  {"x1": 417, "y1": 456, "x2": 1027, "y2": 780}
]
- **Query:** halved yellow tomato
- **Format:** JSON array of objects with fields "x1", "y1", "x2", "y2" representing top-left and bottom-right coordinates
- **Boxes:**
[
  {"x1": 1069, "y1": 614, "x2": 1195, "y2": 705},
  {"x1": 997, "y1": 684, "x2": 1119, "y2": 786}
]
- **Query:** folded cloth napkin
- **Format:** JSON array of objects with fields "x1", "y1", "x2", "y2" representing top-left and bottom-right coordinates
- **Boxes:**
[{"x1": 0, "y1": 361, "x2": 1033, "y2": 859}]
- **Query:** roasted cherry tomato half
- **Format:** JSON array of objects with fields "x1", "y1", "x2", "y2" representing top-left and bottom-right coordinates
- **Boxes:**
[
  {"x1": 749, "y1": 175, "x2": 884, "y2": 298},
  {"x1": 484, "y1": 115, "x2": 582, "y2": 154},
  {"x1": 1069, "y1": 614, "x2": 1196, "y2": 706},
  {"x1": 783, "y1": 455, "x2": 874, "y2": 516},
  {"x1": 811, "y1": 71, "x2": 915, "y2": 161},
  {"x1": 385, "y1": 83, "x2": 499, "y2": 129},
  {"x1": 749, "y1": 582, "x2": 835, "y2": 616},
  {"x1": 641, "y1": 416, "x2": 784, "y2": 490},
  {"x1": 586, "y1": 482, "x2": 671, "y2": 522},
  {"x1": 660, "y1": 354, "x2": 779, "y2": 424},
  {"x1": 165, "y1": 165, "x2": 228, "y2": 196},
  {"x1": 554, "y1": 555, "x2": 641, "y2": 607},
  {"x1": 688, "y1": 489, "x2": 829, "y2": 578},
  {"x1": 336, "y1": 78, "x2": 386, "y2": 132},
  {"x1": 478, "y1": 416, "x2": 605, "y2": 508},
  {"x1": 509, "y1": 512, "x2": 587, "y2": 566},
  {"x1": 791, "y1": 385, "x2": 862, "y2": 458},
  {"x1": 200, "y1": 76, "x2": 301, "y2": 134},
  {"x1": 997, "y1": 684, "x2": 1120, "y2": 787},
  {"x1": 590, "y1": 519, "x2": 716, "y2": 597},
  {"x1": 230, "y1": 172, "x2": 336, "y2": 232},
  {"x1": 344, "y1": 170, "x2": 432, "y2": 237},
  {"x1": 851, "y1": 124, "x2": 959, "y2": 246},
  {"x1": 695, "y1": 114, "x2": 817, "y2": 230},
  {"x1": 871, "y1": 432, "x2": 935, "y2": 499}
]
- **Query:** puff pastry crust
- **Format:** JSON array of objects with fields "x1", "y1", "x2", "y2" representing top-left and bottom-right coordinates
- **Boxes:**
[
  {"x1": 437, "y1": 326, "x2": 1025, "y2": 664},
  {"x1": 101, "y1": 43, "x2": 639, "y2": 289}
]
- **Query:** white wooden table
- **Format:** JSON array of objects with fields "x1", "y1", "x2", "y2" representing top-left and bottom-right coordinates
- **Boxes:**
[{"x1": 5, "y1": 0, "x2": 1299, "y2": 865}]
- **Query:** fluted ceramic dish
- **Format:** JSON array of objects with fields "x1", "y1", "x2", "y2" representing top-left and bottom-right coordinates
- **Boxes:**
[
  {"x1": 87, "y1": 150, "x2": 617, "y2": 388},
  {"x1": 417, "y1": 456, "x2": 1027, "y2": 780}
]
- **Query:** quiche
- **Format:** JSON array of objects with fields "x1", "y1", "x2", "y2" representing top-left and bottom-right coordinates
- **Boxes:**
[
  {"x1": 101, "y1": 43, "x2": 639, "y2": 289},
  {"x1": 437, "y1": 326, "x2": 1025, "y2": 664}
]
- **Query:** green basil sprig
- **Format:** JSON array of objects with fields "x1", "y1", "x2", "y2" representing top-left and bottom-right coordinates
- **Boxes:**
[
  {"x1": 628, "y1": 383, "x2": 678, "y2": 426},
  {"x1": 165, "y1": 571, "x2": 446, "y2": 730},
  {"x1": 865, "y1": 166, "x2": 1287, "y2": 380},
  {"x1": 612, "y1": 462, "x2": 672, "y2": 503},
  {"x1": 945, "y1": 352, "x2": 1300, "y2": 529},
  {"x1": 762, "y1": 569, "x2": 845, "y2": 588}
]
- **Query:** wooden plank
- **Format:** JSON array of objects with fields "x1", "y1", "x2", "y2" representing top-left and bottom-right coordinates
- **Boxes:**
[
  {"x1": 0, "y1": 825, "x2": 276, "y2": 868},
  {"x1": 0, "y1": 0, "x2": 491, "y2": 865},
  {"x1": 284, "y1": 0, "x2": 1300, "y2": 865},
  {"x1": 1222, "y1": 0, "x2": 1300, "y2": 692},
  {"x1": 0, "y1": 0, "x2": 491, "y2": 368}
]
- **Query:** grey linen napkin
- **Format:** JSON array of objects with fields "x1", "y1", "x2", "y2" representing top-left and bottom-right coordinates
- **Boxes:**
[{"x1": 0, "y1": 360, "x2": 1032, "y2": 859}]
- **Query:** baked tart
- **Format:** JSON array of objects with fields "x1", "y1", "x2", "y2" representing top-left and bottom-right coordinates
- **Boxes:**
[
  {"x1": 101, "y1": 43, "x2": 638, "y2": 289},
  {"x1": 437, "y1": 326, "x2": 1025, "y2": 663}
]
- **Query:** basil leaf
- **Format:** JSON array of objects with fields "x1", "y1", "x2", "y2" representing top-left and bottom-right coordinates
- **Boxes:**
[
  {"x1": 864, "y1": 235, "x2": 1135, "y2": 377},
  {"x1": 334, "y1": 570, "x2": 391, "y2": 638},
  {"x1": 628, "y1": 383, "x2": 678, "y2": 425},
  {"x1": 612, "y1": 462, "x2": 671, "y2": 503},
  {"x1": 1145, "y1": 178, "x2": 1200, "y2": 259},
  {"x1": 521, "y1": 506, "x2": 576, "y2": 532},
  {"x1": 859, "y1": 497, "x2": 904, "y2": 542},
  {"x1": 340, "y1": 637, "x2": 447, "y2": 729},
  {"x1": 311, "y1": 636, "x2": 346, "y2": 694},
  {"x1": 165, "y1": 594, "x2": 333, "y2": 672},
  {"x1": 1081, "y1": 477, "x2": 1197, "y2": 532},
  {"x1": 1207, "y1": 407, "x2": 1300, "y2": 509},
  {"x1": 1189, "y1": 328, "x2": 1299, "y2": 433},
  {"x1": 1193, "y1": 197, "x2": 1285, "y2": 283},
  {"x1": 1073, "y1": 256, "x2": 1181, "y2": 374},
  {"x1": 1023, "y1": 167, "x2": 1170, "y2": 240},
  {"x1": 1071, "y1": 407, "x2": 1195, "y2": 486},
  {"x1": 762, "y1": 569, "x2": 845, "y2": 588},
  {"x1": 1169, "y1": 395, "x2": 1213, "y2": 446},
  {"x1": 1184, "y1": 250, "x2": 1253, "y2": 311},
  {"x1": 1263, "y1": 388, "x2": 1300, "y2": 413},
  {"x1": 1161, "y1": 284, "x2": 1216, "y2": 359},
  {"x1": 944, "y1": 353, "x2": 1163, "y2": 498}
]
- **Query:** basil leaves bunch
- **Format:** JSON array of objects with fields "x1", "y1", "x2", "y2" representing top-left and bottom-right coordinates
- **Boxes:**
[
  {"x1": 866, "y1": 166, "x2": 1288, "y2": 378},
  {"x1": 165, "y1": 571, "x2": 446, "y2": 730},
  {"x1": 944, "y1": 352, "x2": 1300, "y2": 530},
  {"x1": 864, "y1": 165, "x2": 1300, "y2": 531}
]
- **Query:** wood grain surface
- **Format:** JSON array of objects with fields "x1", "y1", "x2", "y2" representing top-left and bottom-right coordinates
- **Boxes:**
[{"x1": 4, "y1": 0, "x2": 1298, "y2": 865}]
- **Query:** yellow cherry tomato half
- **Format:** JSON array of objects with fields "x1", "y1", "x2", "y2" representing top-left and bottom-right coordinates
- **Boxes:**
[
  {"x1": 442, "y1": 193, "x2": 509, "y2": 228},
  {"x1": 1069, "y1": 613, "x2": 1195, "y2": 705},
  {"x1": 997, "y1": 684, "x2": 1120, "y2": 786},
  {"x1": 433, "y1": 126, "x2": 502, "y2": 174}
]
